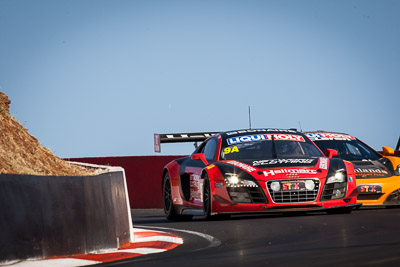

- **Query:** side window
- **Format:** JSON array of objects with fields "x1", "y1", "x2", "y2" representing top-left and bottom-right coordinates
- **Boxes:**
[
  {"x1": 193, "y1": 142, "x2": 205, "y2": 155},
  {"x1": 203, "y1": 138, "x2": 218, "y2": 162}
]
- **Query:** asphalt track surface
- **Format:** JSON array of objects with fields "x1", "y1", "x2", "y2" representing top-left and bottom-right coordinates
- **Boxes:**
[{"x1": 100, "y1": 207, "x2": 400, "y2": 267}]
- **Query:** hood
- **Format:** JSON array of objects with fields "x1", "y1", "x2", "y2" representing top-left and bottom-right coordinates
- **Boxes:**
[
  {"x1": 243, "y1": 158, "x2": 319, "y2": 169},
  {"x1": 352, "y1": 158, "x2": 394, "y2": 178},
  {"x1": 217, "y1": 158, "x2": 327, "y2": 181}
]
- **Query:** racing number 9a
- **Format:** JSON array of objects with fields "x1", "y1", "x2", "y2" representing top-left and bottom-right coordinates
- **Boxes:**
[{"x1": 224, "y1": 146, "x2": 239, "y2": 154}]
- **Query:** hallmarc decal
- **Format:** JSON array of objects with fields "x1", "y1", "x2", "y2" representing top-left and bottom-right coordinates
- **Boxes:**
[
  {"x1": 227, "y1": 134, "x2": 305, "y2": 145},
  {"x1": 263, "y1": 168, "x2": 318, "y2": 177}
]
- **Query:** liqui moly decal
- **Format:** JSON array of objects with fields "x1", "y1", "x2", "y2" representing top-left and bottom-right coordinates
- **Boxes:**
[
  {"x1": 227, "y1": 134, "x2": 305, "y2": 145},
  {"x1": 263, "y1": 168, "x2": 318, "y2": 177},
  {"x1": 227, "y1": 161, "x2": 257, "y2": 172}
]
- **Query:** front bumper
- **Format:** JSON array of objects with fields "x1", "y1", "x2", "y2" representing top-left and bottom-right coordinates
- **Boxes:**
[
  {"x1": 212, "y1": 203, "x2": 362, "y2": 215},
  {"x1": 356, "y1": 178, "x2": 400, "y2": 206}
]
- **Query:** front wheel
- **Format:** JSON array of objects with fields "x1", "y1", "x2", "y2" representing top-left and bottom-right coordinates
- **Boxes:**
[
  {"x1": 203, "y1": 176, "x2": 212, "y2": 219},
  {"x1": 203, "y1": 176, "x2": 230, "y2": 220}
]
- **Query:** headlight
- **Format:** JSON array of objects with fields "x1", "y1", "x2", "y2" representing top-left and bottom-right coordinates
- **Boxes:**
[
  {"x1": 384, "y1": 189, "x2": 400, "y2": 205},
  {"x1": 395, "y1": 165, "x2": 400, "y2": 176},
  {"x1": 326, "y1": 169, "x2": 346, "y2": 184},
  {"x1": 227, "y1": 175, "x2": 239, "y2": 185},
  {"x1": 224, "y1": 173, "x2": 258, "y2": 188}
]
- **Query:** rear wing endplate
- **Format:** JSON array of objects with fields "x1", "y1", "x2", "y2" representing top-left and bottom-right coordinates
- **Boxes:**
[{"x1": 154, "y1": 132, "x2": 220, "y2": 153}]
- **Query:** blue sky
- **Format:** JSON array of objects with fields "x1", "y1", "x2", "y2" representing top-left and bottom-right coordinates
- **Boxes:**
[{"x1": 1, "y1": 0, "x2": 399, "y2": 157}]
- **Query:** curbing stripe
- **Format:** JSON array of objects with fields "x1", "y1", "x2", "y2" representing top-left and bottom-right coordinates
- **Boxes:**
[
  {"x1": 113, "y1": 248, "x2": 167, "y2": 254},
  {"x1": 72, "y1": 252, "x2": 142, "y2": 263},
  {"x1": 134, "y1": 235, "x2": 184, "y2": 243},
  {"x1": 5, "y1": 258, "x2": 101, "y2": 267},
  {"x1": 121, "y1": 241, "x2": 182, "y2": 250},
  {"x1": 4, "y1": 228, "x2": 183, "y2": 267}
]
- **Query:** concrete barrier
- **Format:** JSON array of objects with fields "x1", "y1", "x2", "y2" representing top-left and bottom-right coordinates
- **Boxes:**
[{"x1": 0, "y1": 169, "x2": 132, "y2": 263}]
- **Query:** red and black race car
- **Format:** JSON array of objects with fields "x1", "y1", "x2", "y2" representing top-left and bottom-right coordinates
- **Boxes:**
[{"x1": 157, "y1": 129, "x2": 360, "y2": 220}]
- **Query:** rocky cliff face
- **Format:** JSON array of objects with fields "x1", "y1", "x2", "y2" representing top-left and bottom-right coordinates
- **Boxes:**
[{"x1": 0, "y1": 92, "x2": 98, "y2": 175}]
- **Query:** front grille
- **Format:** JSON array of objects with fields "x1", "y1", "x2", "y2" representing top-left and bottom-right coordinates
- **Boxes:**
[
  {"x1": 266, "y1": 179, "x2": 320, "y2": 203},
  {"x1": 321, "y1": 182, "x2": 347, "y2": 200},
  {"x1": 268, "y1": 205, "x2": 321, "y2": 210},
  {"x1": 358, "y1": 193, "x2": 384, "y2": 201}
]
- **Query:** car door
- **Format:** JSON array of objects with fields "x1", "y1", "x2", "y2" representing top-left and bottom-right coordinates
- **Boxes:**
[{"x1": 180, "y1": 137, "x2": 219, "y2": 206}]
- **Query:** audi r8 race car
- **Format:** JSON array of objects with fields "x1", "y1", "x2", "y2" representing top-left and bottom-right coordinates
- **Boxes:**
[
  {"x1": 158, "y1": 129, "x2": 360, "y2": 220},
  {"x1": 305, "y1": 131, "x2": 400, "y2": 207}
]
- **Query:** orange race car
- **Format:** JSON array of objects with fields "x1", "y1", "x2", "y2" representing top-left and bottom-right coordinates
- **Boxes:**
[{"x1": 305, "y1": 131, "x2": 400, "y2": 207}]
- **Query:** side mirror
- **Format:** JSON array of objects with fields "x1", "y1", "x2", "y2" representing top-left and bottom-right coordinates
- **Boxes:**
[
  {"x1": 382, "y1": 146, "x2": 394, "y2": 156},
  {"x1": 325, "y1": 148, "x2": 338, "y2": 159},
  {"x1": 191, "y1": 153, "x2": 209, "y2": 165}
]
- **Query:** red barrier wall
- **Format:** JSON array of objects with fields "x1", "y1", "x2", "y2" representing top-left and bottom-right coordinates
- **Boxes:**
[{"x1": 67, "y1": 156, "x2": 186, "y2": 209}]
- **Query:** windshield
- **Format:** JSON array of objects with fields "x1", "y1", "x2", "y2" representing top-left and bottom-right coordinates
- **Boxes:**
[
  {"x1": 221, "y1": 134, "x2": 323, "y2": 160},
  {"x1": 312, "y1": 139, "x2": 381, "y2": 161}
]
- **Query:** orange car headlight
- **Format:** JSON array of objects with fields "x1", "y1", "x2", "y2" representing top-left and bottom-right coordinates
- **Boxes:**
[
  {"x1": 395, "y1": 165, "x2": 400, "y2": 176},
  {"x1": 384, "y1": 189, "x2": 400, "y2": 205}
]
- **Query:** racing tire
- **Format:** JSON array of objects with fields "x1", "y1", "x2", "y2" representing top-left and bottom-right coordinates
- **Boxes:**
[
  {"x1": 163, "y1": 173, "x2": 192, "y2": 220},
  {"x1": 203, "y1": 175, "x2": 213, "y2": 220},
  {"x1": 327, "y1": 207, "x2": 353, "y2": 214},
  {"x1": 203, "y1": 175, "x2": 231, "y2": 220}
]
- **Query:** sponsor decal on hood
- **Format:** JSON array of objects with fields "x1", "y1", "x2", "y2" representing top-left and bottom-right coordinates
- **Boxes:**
[
  {"x1": 355, "y1": 168, "x2": 387, "y2": 174},
  {"x1": 353, "y1": 159, "x2": 393, "y2": 178},
  {"x1": 252, "y1": 158, "x2": 315, "y2": 167},
  {"x1": 354, "y1": 167, "x2": 389, "y2": 178},
  {"x1": 226, "y1": 160, "x2": 257, "y2": 173}
]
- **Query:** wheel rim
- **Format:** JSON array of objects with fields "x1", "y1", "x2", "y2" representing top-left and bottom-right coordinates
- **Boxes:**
[{"x1": 164, "y1": 178, "x2": 172, "y2": 212}]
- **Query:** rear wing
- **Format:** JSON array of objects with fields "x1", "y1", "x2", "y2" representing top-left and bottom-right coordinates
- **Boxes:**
[{"x1": 154, "y1": 132, "x2": 220, "y2": 153}]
